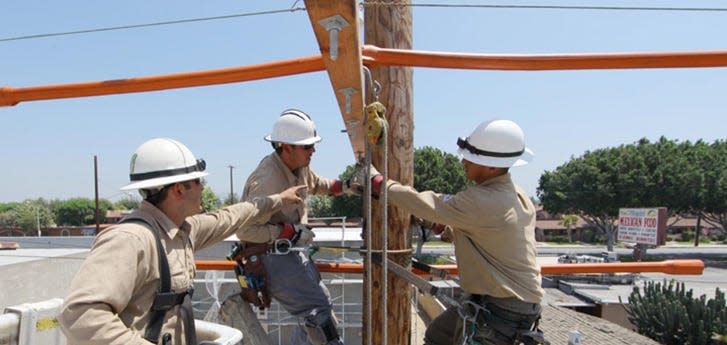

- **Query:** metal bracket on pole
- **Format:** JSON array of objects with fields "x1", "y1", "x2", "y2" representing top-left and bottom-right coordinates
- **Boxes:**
[
  {"x1": 318, "y1": 15, "x2": 350, "y2": 61},
  {"x1": 338, "y1": 87, "x2": 358, "y2": 114},
  {"x1": 344, "y1": 120, "x2": 359, "y2": 139},
  {"x1": 371, "y1": 253, "x2": 461, "y2": 308}
]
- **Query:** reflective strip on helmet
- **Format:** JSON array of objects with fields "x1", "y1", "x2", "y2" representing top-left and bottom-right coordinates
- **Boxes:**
[
  {"x1": 130, "y1": 159, "x2": 206, "y2": 181},
  {"x1": 457, "y1": 137, "x2": 524, "y2": 158}
]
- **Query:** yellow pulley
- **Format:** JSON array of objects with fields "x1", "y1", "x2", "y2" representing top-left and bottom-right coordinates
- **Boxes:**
[{"x1": 365, "y1": 101, "x2": 388, "y2": 147}]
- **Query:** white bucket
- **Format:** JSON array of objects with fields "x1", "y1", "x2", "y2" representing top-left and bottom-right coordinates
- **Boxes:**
[{"x1": 195, "y1": 319, "x2": 243, "y2": 345}]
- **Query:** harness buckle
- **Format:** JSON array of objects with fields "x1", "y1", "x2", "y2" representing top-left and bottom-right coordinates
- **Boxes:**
[{"x1": 151, "y1": 290, "x2": 189, "y2": 311}]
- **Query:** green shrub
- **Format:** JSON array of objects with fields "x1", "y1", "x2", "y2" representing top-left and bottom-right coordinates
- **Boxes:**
[
  {"x1": 623, "y1": 280, "x2": 727, "y2": 345},
  {"x1": 548, "y1": 235, "x2": 570, "y2": 243}
]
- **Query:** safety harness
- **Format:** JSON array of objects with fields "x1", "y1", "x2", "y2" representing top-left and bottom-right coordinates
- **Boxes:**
[
  {"x1": 457, "y1": 296, "x2": 548, "y2": 345},
  {"x1": 121, "y1": 217, "x2": 197, "y2": 345}
]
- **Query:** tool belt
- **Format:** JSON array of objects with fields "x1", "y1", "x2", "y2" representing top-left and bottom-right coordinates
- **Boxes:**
[
  {"x1": 228, "y1": 241, "x2": 272, "y2": 309},
  {"x1": 459, "y1": 295, "x2": 549, "y2": 345}
]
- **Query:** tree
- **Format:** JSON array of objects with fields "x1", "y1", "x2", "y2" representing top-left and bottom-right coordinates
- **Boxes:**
[
  {"x1": 560, "y1": 214, "x2": 579, "y2": 242},
  {"x1": 53, "y1": 197, "x2": 113, "y2": 226},
  {"x1": 308, "y1": 195, "x2": 334, "y2": 218},
  {"x1": 15, "y1": 200, "x2": 54, "y2": 235},
  {"x1": 114, "y1": 197, "x2": 140, "y2": 210},
  {"x1": 414, "y1": 146, "x2": 471, "y2": 194},
  {"x1": 223, "y1": 193, "x2": 239, "y2": 207},
  {"x1": 0, "y1": 202, "x2": 20, "y2": 229},
  {"x1": 330, "y1": 165, "x2": 363, "y2": 218},
  {"x1": 700, "y1": 139, "x2": 727, "y2": 232},
  {"x1": 538, "y1": 137, "x2": 727, "y2": 251},
  {"x1": 202, "y1": 188, "x2": 221, "y2": 212}
]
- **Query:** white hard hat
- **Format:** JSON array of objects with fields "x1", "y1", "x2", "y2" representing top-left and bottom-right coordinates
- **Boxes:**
[
  {"x1": 121, "y1": 138, "x2": 208, "y2": 191},
  {"x1": 457, "y1": 119, "x2": 533, "y2": 168},
  {"x1": 264, "y1": 109, "x2": 322, "y2": 145}
]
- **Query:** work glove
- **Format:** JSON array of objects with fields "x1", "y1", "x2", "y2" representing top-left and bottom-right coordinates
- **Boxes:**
[
  {"x1": 348, "y1": 163, "x2": 384, "y2": 196},
  {"x1": 439, "y1": 226, "x2": 454, "y2": 243},
  {"x1": 279, "y1": 223, "x2": 315, "y2": 247},
  {"x1": 331, "y1": 179, "x2": 356, "y2": 196},
  {"x1": 412, "y1": 216, "x2": 453, "y2": 242}
]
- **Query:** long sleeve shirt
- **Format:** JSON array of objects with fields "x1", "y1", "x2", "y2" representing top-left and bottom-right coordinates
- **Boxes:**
[
  {"x1": 236, "y1": 152, "x2": 336, "y2": 243},
  {"x1": 59, "y1": 195, "x2": 282, "y2": 345},
  {"x1": 386, "y1": 173, "x2": 544, "y2": 304}
]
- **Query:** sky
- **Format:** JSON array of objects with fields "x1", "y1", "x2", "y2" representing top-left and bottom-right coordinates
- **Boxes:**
[{"x1": 1, "y1": 1, "x2": 726, "y2": 203}]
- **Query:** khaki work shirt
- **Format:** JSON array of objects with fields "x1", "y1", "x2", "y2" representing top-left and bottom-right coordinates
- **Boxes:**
[
  {"x1": 236, "y1": 152, "x2": 336, "y2": 243},
  {"x1": 59, "y1": 196, "x2": 282, "y2": 345},
  {"x1": 386, "y1": 173, "x2": 544, "y2": 304}
]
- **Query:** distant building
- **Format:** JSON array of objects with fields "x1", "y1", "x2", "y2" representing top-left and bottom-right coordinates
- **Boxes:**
[
  {"x1": 105, "y1": 210, "x2": 134, "y2": 224},
  {"x1": 535, "y1": 206, "x2": 725, "y2": 243}
]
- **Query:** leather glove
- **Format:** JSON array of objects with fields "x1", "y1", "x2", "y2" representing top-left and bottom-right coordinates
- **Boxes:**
[
  {"x1": 412, "y1": 216, "x2": 447, "y2": 235},
  {"x1": 439, "y1": 226, "x2": 454, "y2": 243},
  {"x1": 279, "y1": 223, "x2": 315, "y2": 246},
  {"x1": 349, "y1": 163, "x2": 384, "y2": 196},
  {"x1": 331, "y1": 179, "x2": 357, "y2": 196},
  {"x1": 431, "y1": 223, "x2": 446, "y2": 235}
]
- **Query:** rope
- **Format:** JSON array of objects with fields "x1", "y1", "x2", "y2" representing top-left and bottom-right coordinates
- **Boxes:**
[
  {"x1": 363, "y1": 70, "x2": 374, "y2": 345},
  {"x1": 381, "y1": 110, "x2": 389, "y2": 345}
]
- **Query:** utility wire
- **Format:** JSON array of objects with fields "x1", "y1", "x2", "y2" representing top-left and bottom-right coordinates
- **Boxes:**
[
  {"x1": 4, "y1": 2, "x2": 725, "y2": 43},
  {"x1": 0, "y1": 7, "x2": 306, "y2": 43},
  {"x1": 362, "y1": 2, "x2": 727, "y2": 12}
]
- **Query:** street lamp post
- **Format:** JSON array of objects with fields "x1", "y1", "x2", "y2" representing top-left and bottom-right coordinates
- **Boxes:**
[{"x1": 228, "y1": 165, "x2": 235, "y2": 204}]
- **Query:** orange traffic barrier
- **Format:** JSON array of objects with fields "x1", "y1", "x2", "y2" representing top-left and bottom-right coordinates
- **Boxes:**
[
  {"x1": 0, "y1": 55, "x2": 324, "y2": 106},
  {"x1": 362, "y1": 45, "x2": 727, "y2": 71},
  {"x1": 195, "y1": 259, "x2": 703, "y2": 276}
]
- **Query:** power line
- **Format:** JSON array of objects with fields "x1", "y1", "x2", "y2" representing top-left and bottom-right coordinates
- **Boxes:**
[
  {"x1": 362, "y1": 2, "x2": 727, "y2": 12},
  {"x1": 0, "y1": 7, "x2": 306, "y2": 43},
  {"x1": 4, "y1": 2, "x2": 725, "y2": 43}
]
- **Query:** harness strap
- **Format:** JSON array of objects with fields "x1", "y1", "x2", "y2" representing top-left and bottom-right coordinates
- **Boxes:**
[
  {"x1": 122, "y1": 217, "x2": 197, "y2": 345},
  {"x1": 459, "y1": 295, "x2": 548, "y2": 345}
]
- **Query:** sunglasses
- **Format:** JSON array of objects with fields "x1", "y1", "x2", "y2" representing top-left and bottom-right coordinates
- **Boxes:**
[{"x1": 296, "y1": 144, "x2": 315, "y2": 150}]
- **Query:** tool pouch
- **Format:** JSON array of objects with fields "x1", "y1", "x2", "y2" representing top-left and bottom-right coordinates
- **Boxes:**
[{"x1": 236, "y1": 242, "x2": 272, "y2": 309}]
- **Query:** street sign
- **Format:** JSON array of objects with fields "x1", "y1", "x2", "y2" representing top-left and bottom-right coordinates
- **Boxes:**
[{"x1": 617, "y1": 207, "x2": 667, "y2": 246}]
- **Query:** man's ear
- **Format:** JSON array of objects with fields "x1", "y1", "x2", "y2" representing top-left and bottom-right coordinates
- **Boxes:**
[
  {"x1": 170, "y1": 183, "x2": 185, "y2": 200},
  {"x1": 282, "y1": 144, "x2": 294, "y2": 154}
]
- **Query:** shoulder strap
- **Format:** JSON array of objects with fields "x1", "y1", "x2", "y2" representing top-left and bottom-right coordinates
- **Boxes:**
[{"x1": 121, "y1": 218, "x2": 196, "y2": 345}]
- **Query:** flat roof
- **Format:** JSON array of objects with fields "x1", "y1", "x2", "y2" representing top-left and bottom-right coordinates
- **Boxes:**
[{"x1": 0, "y1": 248, "x2": 88, "y2": 267}]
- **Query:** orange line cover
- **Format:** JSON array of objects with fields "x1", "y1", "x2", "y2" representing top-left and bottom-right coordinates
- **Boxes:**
[
  {"x1": 195, "y1": 259, "x2": 703, "y2": 276},
  {"x1": 0, "y1": 55, "x2": 324, "y2": 106},
  {"x1": 362, "y1": 45, "x2": 727, "y2": 71},
  {"x1": 4, "y1": 46, "x2": 727, "y2": 106}
]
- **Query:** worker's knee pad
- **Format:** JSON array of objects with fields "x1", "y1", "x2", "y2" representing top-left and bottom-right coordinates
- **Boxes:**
[{"x1": 302, "y1": 311, "x2": 342, "y2": 345}]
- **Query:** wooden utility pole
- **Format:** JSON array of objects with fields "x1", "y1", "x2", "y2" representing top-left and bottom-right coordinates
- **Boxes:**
[{"x1": 364, "y1": 1, "x2": 414, "y2": 345}]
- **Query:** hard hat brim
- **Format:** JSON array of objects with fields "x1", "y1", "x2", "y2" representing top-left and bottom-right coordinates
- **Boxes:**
[
  {"x1": 264, "y1": 135, "x2": 322, "y2": 146},
  {"x1": 121, "y1": 171, "x2": 208, "y2": 191},
  {"x1": 458, "y1": 147, "x2": 533, "y2": 168}
]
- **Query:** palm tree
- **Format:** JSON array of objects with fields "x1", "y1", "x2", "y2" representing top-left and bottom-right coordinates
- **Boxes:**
[{"x1": 560, "y1": 214, "x2": 579, "y2": 242}]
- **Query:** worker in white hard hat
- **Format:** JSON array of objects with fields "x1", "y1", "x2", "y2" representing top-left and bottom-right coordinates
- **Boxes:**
[
  {"x1": 59, "y1": 138, "x2": 305, "y2": 345},
  {"x1": 234, "y1": 109, "x2": 353, "y2": 345},
  {"x1": 350, "y1": 119, "x2": 547, "y2": 345}
]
